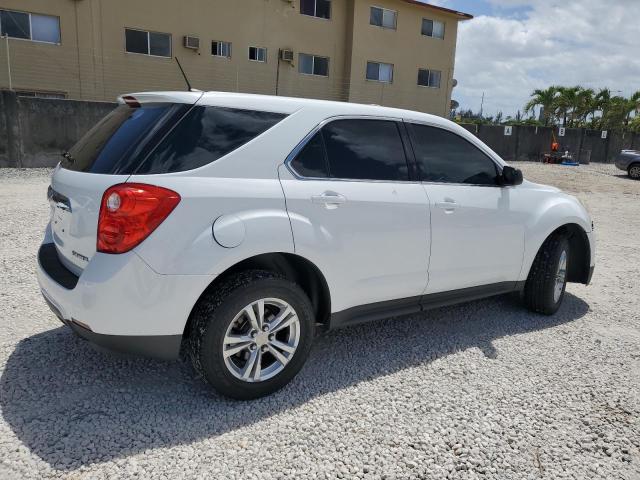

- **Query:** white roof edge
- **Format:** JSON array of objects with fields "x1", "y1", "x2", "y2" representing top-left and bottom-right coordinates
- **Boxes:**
[{"x1": 117, "y1": 90, "x2": 449, "y2": 125}]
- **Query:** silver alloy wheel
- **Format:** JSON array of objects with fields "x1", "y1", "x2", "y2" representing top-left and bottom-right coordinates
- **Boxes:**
[
  {"x1": 222, "y1": 298, "x2": 300, "y2": 383},
  {"x1": 630, "y1": 165, "x2": 640, "y2": 179},
  {"x1": 554, "y1": 249, "x2": 568, "y2": 303}
]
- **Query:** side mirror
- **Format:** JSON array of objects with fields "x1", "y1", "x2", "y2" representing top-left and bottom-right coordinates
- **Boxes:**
[{"x1": 501, "y1": 166, "x2": 523, "y2": 186}]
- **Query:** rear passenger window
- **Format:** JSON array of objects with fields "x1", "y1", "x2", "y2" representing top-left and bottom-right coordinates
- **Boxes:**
[
  {"x1": 136, "y1": 106, "x2": 287, "y2": 174},
  {"x1": 321, "y1": 119, "x2": 409, "y2": 181},
  {"x1": 408, "y1": 124, "x2": 498, "y2": 185},
  {"x1": 291, "y1": 132, "x2": 329, "y2": 178}
]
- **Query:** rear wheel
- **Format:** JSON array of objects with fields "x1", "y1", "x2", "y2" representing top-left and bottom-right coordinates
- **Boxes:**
[
  {"x1": 188, "y1": 270, "x2": 314, "y2": 400},
  {"x1": 628, "y1": 164, "x2": 640, "y2": 179},
  {"x1": 524, "y1": 234, "x2": 570, "y2": 315}
]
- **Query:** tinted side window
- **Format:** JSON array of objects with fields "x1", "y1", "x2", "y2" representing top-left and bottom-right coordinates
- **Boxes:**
[
  {"x1": 408, "y1": 124, "x2": 498, "y2": 185},
  {"x1": 137, "y1": 107, "x2": 287, "y2": 174},
  {"x1": 291, "y1": 132, "x2": 329, "y2": 178},
  {"x1": 321, "y1": 119, "x2": 409, "y2": 181}
]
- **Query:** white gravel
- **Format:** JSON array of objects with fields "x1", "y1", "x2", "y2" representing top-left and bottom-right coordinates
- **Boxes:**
[{"x1": 0, "y1": 163, "x2": 639, "y2": 479}]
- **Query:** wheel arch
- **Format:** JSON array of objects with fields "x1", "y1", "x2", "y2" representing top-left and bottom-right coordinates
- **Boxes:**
[
  {"x1": 628, "y1": 162, "x2": 640, "y2": 178},
  {"x1": 182, "y1": 252, "x2": 331, "y2": 341},
  {"x1": 534, "y1": 223, "x2": 591, "y2": 284}
]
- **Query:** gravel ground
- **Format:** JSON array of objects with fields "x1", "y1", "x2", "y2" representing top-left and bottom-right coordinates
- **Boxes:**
[{"x1": 0, "y1": 163, "x2": 639, "y2": 479}]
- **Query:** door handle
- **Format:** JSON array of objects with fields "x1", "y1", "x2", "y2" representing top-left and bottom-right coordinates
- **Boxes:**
[
  {"x1": 311, "y1": 192, "x2": 347, "y2": 208},
  {"x1": 435, "y1": 200, "x2": 458, "y2": 211}
]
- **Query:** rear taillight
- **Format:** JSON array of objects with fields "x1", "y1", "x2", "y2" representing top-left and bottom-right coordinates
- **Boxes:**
[{"x1": 97, "y1": 183, "x2": 180, "y2": 254}]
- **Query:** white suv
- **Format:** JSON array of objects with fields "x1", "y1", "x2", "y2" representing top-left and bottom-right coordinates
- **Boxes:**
[{"x1": 38, "y1": 92, "x2": 595, "y2": 399}]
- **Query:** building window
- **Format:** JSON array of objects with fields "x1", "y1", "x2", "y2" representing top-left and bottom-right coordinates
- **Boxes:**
[
  {"x1": 421, "y1": 18, "x2": 445, "y2": 39},
  {"x1": 370, "y1": 7, "x2": 397, "y2": 29},
  {"x1": 366, "y1": 61, "x2": 393, "y2": 83},
  {"x1": 0, "y1": 9, "x2": 60, "y2": 43},
  {"x1": 417, "y1": 68, "x2": 441, "y2": 88},
  {"x1": 212, "y1": 40, "x2": 232, "y2": 58},
  {"x1": 248, "y1": 46, "x2": 267, "y2": 62},
  {"x1": 300, "y1": 0, "x2": 331, "y2": 19},
  {"x1": 299, "y1": 53, "x2": 329, "y2": 76},
  {"x1": 125, "y1": 28, "x2": 171, "y2": 57}
]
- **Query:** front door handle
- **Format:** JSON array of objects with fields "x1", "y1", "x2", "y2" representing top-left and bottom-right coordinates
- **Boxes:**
[{"x1": 311, "y1": 192, "x2": 347, "y2": 209}]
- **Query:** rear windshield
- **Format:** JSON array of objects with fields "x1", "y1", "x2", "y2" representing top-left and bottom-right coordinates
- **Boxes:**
[
  {"x1": 62, "y1": 104, "x2": 287, "y2": 175},
  {"x1": 63, "y1": 103, "x2": 189, "y2": 174}
]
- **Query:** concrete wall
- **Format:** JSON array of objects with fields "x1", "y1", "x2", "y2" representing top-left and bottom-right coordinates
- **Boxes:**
[
  {"x1": 0, "y1": 91, "x2": 115, "y2": 167},
  {"x1": 1, "y1": 93, "x2": 637, "y2": 168}
]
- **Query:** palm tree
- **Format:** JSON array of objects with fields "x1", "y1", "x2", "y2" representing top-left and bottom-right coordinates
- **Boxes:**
[
  {"x1": 524, "y1": 86, "x2": 558, "y2": 126},
  {"x1": 554, "y1": 86, "x2": 582, "y2": 127},
  {"x1": 628, "y1": 90, "x2": 640, "y2": 124},
  {"x1": 621, "y1": 91, "x2": 640, "y2": 127},
  {"x1": 522, "y1": 86, "x2": 639, "y2": 130},
  {"x1": 594, "y1": 88, "x2": 612, "y2": 129},
  {"x1": 600, "y1": 96, "x2": 631, "y2": 130},
  {"x1": 574, "y1": 88, "x2": 595, "y2": 127}
]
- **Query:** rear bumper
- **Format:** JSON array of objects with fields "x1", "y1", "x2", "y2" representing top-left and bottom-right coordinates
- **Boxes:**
[
  {"x1": 41, "y1": 287, "x2": 182, "y2": 359},
  {"x1": 37, "y1": 240, "x2": 215, "y2": 360},
  {"x1": 68, "y1": 320, "x2": 182, "y2": 360}
]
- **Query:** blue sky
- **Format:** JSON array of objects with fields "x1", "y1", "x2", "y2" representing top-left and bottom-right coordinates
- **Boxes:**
[
  {"x1": 423, "y1": 0, "x2": 640, "y2": 117},
  {"x1": 436, "y1": 0, "x2": 530, "y2": 18}
]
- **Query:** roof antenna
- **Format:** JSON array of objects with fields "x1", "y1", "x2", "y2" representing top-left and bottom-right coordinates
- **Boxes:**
[{"x1": 174, "y1": 57, "x2": 197, "y2": 92}]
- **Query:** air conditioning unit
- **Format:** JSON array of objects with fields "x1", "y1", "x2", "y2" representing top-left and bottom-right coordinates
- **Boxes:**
[
  {"x1": 183, "y1": 35, "x2": 200, "y2": 50},
  {"x1": 279, "y1": 49, "x2": 294, "y2": 62}
]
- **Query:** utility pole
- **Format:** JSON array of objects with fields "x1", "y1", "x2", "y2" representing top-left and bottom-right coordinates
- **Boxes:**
[
  {"x1": 275, "y1": 50, "x2": 281, "y2": 96},
  {"x1": 479, "y1": 92, "x2": 485, "y2": 119},
  {"x1": 4, "y1": 35, "x2": 11, "y2": 90}
]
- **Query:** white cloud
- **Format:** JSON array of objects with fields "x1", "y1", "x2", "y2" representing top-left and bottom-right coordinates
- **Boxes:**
[{"x1": 449, "y1": 0, "x2": 640, "y2": 117}]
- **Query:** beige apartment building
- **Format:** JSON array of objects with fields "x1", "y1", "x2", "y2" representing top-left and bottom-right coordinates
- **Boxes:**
[{"x1": 0, "y1": 0, "x2": 471, "y2": 116}]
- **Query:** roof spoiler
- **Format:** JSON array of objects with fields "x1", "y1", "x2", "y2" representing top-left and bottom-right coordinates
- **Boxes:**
[{"x1": 116, "y1": 91, "x2": 204, "y2": 106}]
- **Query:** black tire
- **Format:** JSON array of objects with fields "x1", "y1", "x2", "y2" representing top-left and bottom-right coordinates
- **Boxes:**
[
  {"x1": 628, "y1": 163, "x2": 640, "y2": 180},
  {"x1": 188, "y1": 270, "x2": 315, "y2": 400},
  {"x1": 524, "y1": 234, "x2": 570, "y2": 315}
]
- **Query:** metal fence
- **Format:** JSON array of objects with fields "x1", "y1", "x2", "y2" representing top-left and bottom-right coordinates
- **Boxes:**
[{"x1": 459, "y1": 124, "x2": 637, "y2": 164}]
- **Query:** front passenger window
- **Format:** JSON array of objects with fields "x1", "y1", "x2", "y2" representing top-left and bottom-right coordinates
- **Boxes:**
[{"x1": 408, "y1": 124, "x2": 498, "y2": 185}]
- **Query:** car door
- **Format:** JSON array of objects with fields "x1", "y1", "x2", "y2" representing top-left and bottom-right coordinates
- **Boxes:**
[
  {"x1": 406, "y1": 122, "x2": 525, "y2": 294},
  {"x1": 279, "y1": 117, "x2": 431, "y2": 315}
]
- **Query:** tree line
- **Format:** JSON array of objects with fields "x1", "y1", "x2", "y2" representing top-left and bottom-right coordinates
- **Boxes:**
[
  {"x1": 525, "y1": 86, "x2": 640, "y2": 130},
  {"x1": 455, "y1": 87, "x2": 640, "y2": 132}
]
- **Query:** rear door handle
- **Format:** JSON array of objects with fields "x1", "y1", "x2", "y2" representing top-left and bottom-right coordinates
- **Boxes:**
[
  {"x1": 435, "y1": 200, "x2": 458, "y2": 211},
  {"x1": 311, "y1": 192, "x2": 347, "y2": 208}
]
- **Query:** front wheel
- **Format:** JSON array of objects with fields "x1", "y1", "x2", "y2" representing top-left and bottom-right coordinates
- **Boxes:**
[
  {"x1": 524, "y1": 234, "x2": 570, "y2": 315},
  {"x1": 628, "y1": 164, "x2": 640, "y2": 180},
  {"x1": 188, "y1": 270, "x2": 315, "y2": 400}
]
